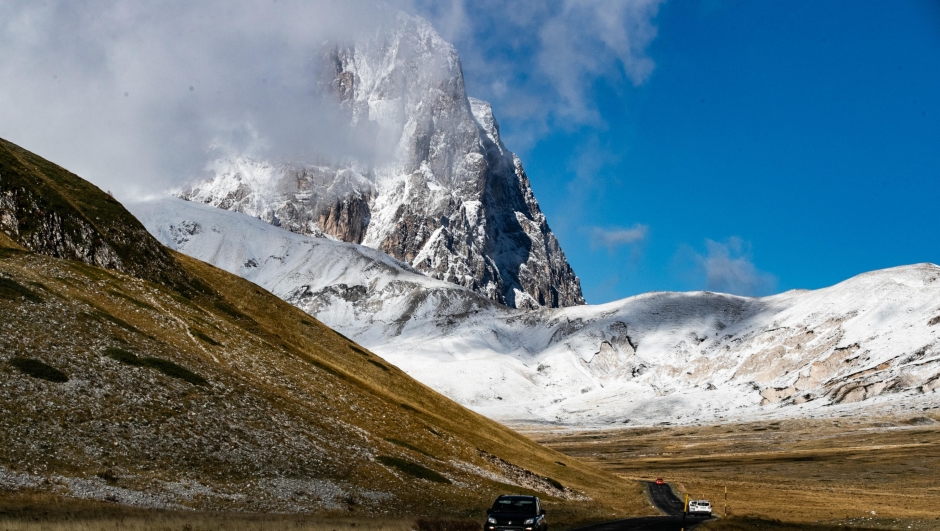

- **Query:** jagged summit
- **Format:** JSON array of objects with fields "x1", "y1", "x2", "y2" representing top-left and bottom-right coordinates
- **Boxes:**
[{"x1": 179, "y1": 11, "x2": 584, "y2": 310}]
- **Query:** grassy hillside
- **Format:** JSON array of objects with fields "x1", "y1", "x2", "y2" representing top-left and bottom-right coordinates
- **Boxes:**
[
  {"x1": 0, "y1": 137, "x2": 203, "y2": 295},
  {"x1": 0, "y1": 139, "x2": 649, "y2": 525}
]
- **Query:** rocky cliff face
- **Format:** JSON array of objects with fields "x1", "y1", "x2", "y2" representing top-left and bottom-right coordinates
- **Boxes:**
[
  {"x1": 0, "y1": 137, "x2": 201, "y2": 295},
  {"x1": 179, "y1": 12, "x2": 584, "y2": 309}
]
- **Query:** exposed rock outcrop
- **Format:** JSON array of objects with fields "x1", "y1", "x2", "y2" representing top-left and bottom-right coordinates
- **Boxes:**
[{"x1": 0, "y1": 137, "x2": 201, "y2": 295}]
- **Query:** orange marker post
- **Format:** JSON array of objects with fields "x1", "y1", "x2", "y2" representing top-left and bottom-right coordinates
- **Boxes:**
[{"x1": 681, "y1": 493, "x2": 689, "y2": 531}]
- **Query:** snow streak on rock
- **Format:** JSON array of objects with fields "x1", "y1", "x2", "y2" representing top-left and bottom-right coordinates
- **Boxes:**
[
  {"x1": 179, "y1": 12, "x2": 583, "y2": 310},
  {"x1": 136, "y1": 197, "x2": 940, "y2": 427}
]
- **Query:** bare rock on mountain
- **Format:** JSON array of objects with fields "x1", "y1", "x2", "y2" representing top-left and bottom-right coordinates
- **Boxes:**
[{"x1": 179, "y1": 12, "x2": 583, "y2": 310}]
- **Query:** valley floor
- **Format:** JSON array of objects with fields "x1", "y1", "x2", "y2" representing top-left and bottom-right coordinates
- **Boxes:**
[{"x1": 522, "y1": 414, "x2": 940, "y2": 530}]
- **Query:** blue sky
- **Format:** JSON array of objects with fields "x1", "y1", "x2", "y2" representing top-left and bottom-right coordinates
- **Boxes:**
[
  {"x1": 441, "y1": 0, "x2": 940, "y2": 303},
  {"x1": 2, "y1": 1, "x2": 937, "y2": 305}
]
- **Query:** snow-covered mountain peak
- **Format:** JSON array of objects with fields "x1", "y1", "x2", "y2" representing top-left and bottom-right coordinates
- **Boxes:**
[
  {"x1": 469, "y1": 97, "x2": 501, "y2": 147},
  {"x1": 330, "y1": 11, "x2": 462, "y2": 135},
  {"x1": 846, "y1": 262, "x2": 939, "y2": 288},
  {"x1": 179, "y1": 10, "x2": 584, "y2": 309}
]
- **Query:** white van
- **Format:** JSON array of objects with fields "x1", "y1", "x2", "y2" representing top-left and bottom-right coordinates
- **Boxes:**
[{"x1": 688, "y1": 500, "x2": 712, "y2": 515}]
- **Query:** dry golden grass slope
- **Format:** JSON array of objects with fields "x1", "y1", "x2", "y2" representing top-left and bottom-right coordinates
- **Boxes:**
[
  {"x1": 528, "y1": 416, "x2": 940, "y2": 530},
  {"x1": 0, "y1": 138, "x2": 648, "y2": 524}
]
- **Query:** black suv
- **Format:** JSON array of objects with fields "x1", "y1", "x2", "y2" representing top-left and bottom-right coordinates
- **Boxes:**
[{"x1": 484, "y1": 495, "x2": 547, "y2": 531}]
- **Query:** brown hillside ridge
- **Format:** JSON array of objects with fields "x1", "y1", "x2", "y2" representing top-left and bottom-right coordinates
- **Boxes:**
[
  {"x1": 0, "y1": 137, "x2": 207, "y2": 297},
  {"x1": 0, "y1": 138, "x2": 647, "y2": 524}
]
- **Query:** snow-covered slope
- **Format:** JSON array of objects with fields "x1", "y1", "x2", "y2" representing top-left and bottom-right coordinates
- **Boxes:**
[
  {"x1": 134, "y1": 197, "x2": 940, "y2": 426},
  {"x1": 178, "y1": 11, "x2": 583, "y2": 310},
  {"x1": 133, "y1": 197, "x2": 501, "y2": 329}
]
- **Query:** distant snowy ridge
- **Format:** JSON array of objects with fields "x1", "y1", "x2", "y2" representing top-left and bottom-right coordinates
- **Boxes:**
[
  {"x1": 179, "y1": 11, "x2": 583, "y2": 310},
  {"x1": 135, "y1": 197, "x2": 940, "y2": 426}
]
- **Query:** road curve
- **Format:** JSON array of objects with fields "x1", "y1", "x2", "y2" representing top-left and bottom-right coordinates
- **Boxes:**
[
  {"x1": 646, "y1": 481, "x2": 687, "y2": 516},
  {"x1": 566, "y1": 482, "x2": 710, "y2": 531}
]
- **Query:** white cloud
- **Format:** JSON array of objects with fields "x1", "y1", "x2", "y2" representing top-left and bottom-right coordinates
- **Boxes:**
[
  {"x1": 589, "y1": 224, "x2": 649, "y2": 252},
  {"x1": 406, "y1": 0, "x2": 664, "y2": 148},
  {"x1": 0, "y1": 0, "x2": 391, "y2": 199},
  {"x1": 537, "y1": 0, "x2": 659, "y2": 121},
  {"x1": 0, "y1": 0, "x2": 664, "y2": 201},
  {"x1": 677, "y1": 237, "x2": 777, "y2": 296}
]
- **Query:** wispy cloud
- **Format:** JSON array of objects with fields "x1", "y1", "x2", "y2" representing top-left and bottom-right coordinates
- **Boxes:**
[
  {"x1": 589, "y1": 224, "x2": 649, "y2": 252},
  {"x1": 0, "y1": 1, "x2": 401, "y2": 199},
  {"x1": 407, "y1": 0, "x2": 664, "y2": 149},
  {"x1": 676, "y1": 237, "x2": 777, "y2": 296},
  {"x1": 0, "y1": 0, "x2": 663, "y2": 203}
]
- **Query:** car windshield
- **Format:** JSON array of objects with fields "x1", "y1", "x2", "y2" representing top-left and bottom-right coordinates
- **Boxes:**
[{"x1": 491, "y1": 497, "x2": 537, "y2": 514}]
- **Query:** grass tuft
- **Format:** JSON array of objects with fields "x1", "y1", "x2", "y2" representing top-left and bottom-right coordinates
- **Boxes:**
[
  {"x1": 103, "y1": 347, "x2": 207, "y2": 386},
  {"x1": 141, "y1": 357, "x2": 208, "y2": 386},
  {"x1": 88, "y1": 308, "x2": 139, "y2": 333},
  {"x1": 376, "y1": 456, "x2": 451, "y2": 484},
  {"x1": 104, "y1": 347, "x2": 145, "y2": 366},
  {"x1": 349, "y1": 345, "x2": 371, "y2": 357},
  {"x1": 0, "y1": 277, "x2": 43, "y2": 303},
  {"x1": 9, "y1": 357, "x2": 68, "y2": 382},
  {"x1": 190, "y1": 328, "x2": 221, "y2": 346},
  {"x1": 107, "y1": 289, "x2": 156, "y2": 310},
  {"x1": 214, "y1": 300, "x2": 252, "y2": 322},
  {"x1": 308, "y1": 358, "x2": 346, "y2": 380},
  {"x1": 368, "y1": 359, "x2": 390, "y2": 372},
  {"x1": 332, "y1": 330, "x2": 354, "y2": 342},
  {"x1": 0, "y1": 247, "x2": 29, "y2": 259},
  {"x1": 384, "y1": 438, "x2": 433, "y2": 458}
]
